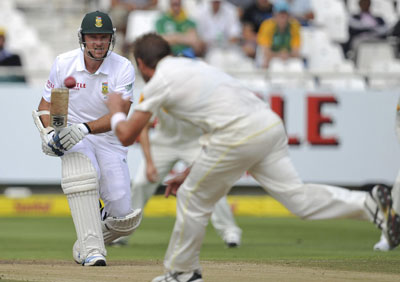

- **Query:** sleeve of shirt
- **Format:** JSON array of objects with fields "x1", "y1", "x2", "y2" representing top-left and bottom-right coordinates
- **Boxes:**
[
  {"x1": 290, "y1": 19, "x2": 301, "y2": 49},
  {"x1": 134, "y1": 72, "x2": 169, "y2": 114},
  {"x1": 43, "y1": 56, "x2": 62, "y2": 102},
  {"x1": 257, "y1": 20, "x2": 273, "y2": 47},
  {"x1": 114, "y1": 61, "x2": 136, "y2": 103}
]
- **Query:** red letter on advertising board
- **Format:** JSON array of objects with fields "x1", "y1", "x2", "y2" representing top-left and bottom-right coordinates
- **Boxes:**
[
  {"x1": 270, "y1": 96, "x2": 300, "y2": 145},
  {"x1": 307, "y1": 96, "x2": 339, "y2": 145}
]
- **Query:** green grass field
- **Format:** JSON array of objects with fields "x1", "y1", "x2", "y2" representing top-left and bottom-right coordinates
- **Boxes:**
[{"x1": 0, "y1": 216, "x2": 399, "y2": 275}]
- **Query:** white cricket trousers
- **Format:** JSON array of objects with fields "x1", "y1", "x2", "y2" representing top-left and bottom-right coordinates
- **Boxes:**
[
  {"x1": 66, "y1": 135, "x2": 132, "y2": 217},
  {"x1": 132, "y1": 141, "x2": 241, "y2": 238},
  {"x1": 164, "y1": 110, "x2": 370, "y2": 272},
  {"x1": 393, "y1": 169, "x2": 400, "y2": 214}
]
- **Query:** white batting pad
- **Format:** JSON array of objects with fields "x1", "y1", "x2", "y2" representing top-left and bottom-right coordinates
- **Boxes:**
[
  {"x1": 102, "y1": 208, "x2": 143, "y2": 244},
  {"x1": 61, "y1": 152, "x2": 106, "y2": 260}
]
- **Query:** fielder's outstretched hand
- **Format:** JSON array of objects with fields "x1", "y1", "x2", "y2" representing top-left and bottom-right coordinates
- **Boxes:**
[{"x1": 164, "y1": 167, "x2": 191, "y2": 198}]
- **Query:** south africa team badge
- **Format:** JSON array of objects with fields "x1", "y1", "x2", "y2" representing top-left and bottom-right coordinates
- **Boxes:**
[
  {"x1": 95, "y1": 16, "x2": 103, "y2": 28},
  {"x1": 102, "y1": 82, "x2": 108, "y2": 97}
]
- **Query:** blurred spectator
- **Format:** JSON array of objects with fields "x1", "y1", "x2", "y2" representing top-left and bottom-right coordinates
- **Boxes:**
[
  {"x1": 342, "y1": 0, "x2": 387, "y2": 59},
  {"x1": 227, "y1": 0, "x2": 253, "y2": 18},
  {"x1": 195, "y1": 0, "x2": 242, "y2": 53},
  {"x1": 241, "y1": 0, "x2": 273, "y2": 58},
  {"x1": 286, "y1": 0, "x2": 314, "y2": 26},
  {"x1": 109, "y1": 0, "x2": 158, "y2": 55},
  {"x1": 0, "y1": 27, "x2": 26, "y2": 83},
  {"x1": 156, "y1": 0, "x2": 205, "y2": 58},
  {"x1": 256, "y1": 1, "x2": 301, "y2": 68},
  {"x1": 390, "y1": 20, "x2": 400, "y2": 57}
]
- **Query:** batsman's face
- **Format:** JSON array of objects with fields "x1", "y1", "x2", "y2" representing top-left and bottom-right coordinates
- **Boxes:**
[{"x1": 84, "y1": 33, "x2": 111, "y2": 59}]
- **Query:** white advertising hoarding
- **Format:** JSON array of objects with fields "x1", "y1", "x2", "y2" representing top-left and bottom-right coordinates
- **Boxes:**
[{"x1": 0, "y1": 86, "x2": 399, "y2": 186}]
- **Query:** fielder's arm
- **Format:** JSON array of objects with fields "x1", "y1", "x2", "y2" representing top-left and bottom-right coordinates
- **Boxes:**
[
  {"x1": 107, "y1": 93, "x2": 152, "y2": 146},
  {"x1": 139, "y1": 121, "x2": 159, "y2": 182}
]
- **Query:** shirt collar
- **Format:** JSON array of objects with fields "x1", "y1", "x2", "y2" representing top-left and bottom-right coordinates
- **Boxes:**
[{"x1": 76, "y1": 49, "x2": 111, "y2": 75}]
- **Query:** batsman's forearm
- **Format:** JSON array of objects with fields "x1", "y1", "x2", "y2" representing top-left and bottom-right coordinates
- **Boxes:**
[
  {"x1": 38, "y1": 98, "x2": 51, "y2": 128},
  {"x1": 89, "y1": 100, "x2": 131, "y2": 134},
  {"x1": 86, "y1": 114, "x2": 112, "y2": 134}
]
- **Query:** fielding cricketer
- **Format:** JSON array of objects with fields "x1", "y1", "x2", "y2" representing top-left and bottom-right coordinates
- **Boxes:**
[
  {"x1": 33, "y1": 11, "x2": 142, "y2": 266},
  {"x1": 130, "y1": 107, "x2": 242, "y2": 247},
  {"x1": 107, "y1": 33, "x2": 400, "y2": 282}
]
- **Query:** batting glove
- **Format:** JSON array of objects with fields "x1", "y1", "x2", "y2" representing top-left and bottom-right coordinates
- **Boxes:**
[
  {"x1": 43, "y1": 130, "x2": 64, "y2": 157},
  {"x1": 53, "y1": 123, "x2": 90, "y2": 151}
]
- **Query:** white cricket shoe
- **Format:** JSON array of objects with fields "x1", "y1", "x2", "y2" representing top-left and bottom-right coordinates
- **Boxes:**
[
  {"x1": 72, "y1": 240, "x2": 106, "y2": 266},
  {"x1": 73, "y1": 240, "x2": 83, "y2": 264},
  {"x1": 152, "y1": 270, "x2": 203, "y2": 282},
  {"x1": 371, "y1": 185, "x2": 400, "y2": 249},
  {"x1": 223, "y1": 231, "x2": 241, "y2": 248},
  {"x1": 374, "y1": 233, "x2": 393, "y2": 251},
  {"x1": 83, "y1": 252, "x2": 106, "y2": 266}
]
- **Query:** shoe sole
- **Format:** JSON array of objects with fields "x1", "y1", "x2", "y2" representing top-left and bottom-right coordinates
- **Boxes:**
[
  {"x1": 375, "y1": 185, "x2": 400, "y2": 248},
  {"x1": 83, "y1": 257, "x2": 107, "y2": 266},
  {"x1": 83, "y1": 259, "x2": 106, "y2": 266}
]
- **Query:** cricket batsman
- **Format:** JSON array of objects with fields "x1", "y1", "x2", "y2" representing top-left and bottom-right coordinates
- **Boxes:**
[{"x1": 32, "y1": 11, "x2": 142, "y2": 266}]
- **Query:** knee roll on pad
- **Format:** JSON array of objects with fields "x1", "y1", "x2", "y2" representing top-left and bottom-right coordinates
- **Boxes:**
[
  {"x1": 61, "y1": 152, "x2": 98, "y2": 194},
  {"x1": 102, "y1": 208, "x2": 143, "y2": 244}
]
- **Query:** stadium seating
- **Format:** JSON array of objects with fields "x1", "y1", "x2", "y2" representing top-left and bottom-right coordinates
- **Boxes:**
[
  {"x1": 311, "y1": 0, "x2": 349, "y2": 43},
  {"x1": 125, "y1": 10, "x2": 160, "y2": 44},
  {"x1": 347, "y1": 0, "x2": 397, "y2": 27},
  {"x1": 1, "y1": 0, "x2": 400, "y2": 90}
]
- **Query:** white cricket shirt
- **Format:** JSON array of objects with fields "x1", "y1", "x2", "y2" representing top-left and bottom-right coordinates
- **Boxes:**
[
  {"x1": 135, "y1": 56, "x2": 271, "y2": 145},
  {"x1": 43, "y1": 48, "x2": 135, "y2": 144},
  {"x1": 151, "y1": 108, "x2": 202, "y2": 148}
]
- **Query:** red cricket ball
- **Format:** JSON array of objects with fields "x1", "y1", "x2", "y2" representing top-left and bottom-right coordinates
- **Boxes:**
[{"x1": 64, "y1": 76, "x2": 76, "y2": 89}]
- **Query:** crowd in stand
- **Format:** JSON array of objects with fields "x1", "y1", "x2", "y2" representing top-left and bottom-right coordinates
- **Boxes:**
[
  {"x1": 107, "y1": 0, "x2": 400, "y2": 70},
  {"x1": 2, "y1": 0, "x2": 400, "y2": 84}
]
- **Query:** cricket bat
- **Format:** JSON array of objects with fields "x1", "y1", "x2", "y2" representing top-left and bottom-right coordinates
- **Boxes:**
[{"x1": 50, "y1": 88, "x2": 69, "y2": 132}]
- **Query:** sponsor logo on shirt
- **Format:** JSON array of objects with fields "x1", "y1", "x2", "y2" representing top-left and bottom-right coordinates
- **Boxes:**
[
  {"x1": 95, "y1": 16, "x2": 103, "y2": 28},
  {"x1": 46, "y1": 80, "x2": 54, "y2": 89},
  {"x1": 125, "y1": 83, "x2": 133, "y2": 91},
  {"x1": 72, "y1": 82, "x2": 86, "y2": 90},
  {"x1": 102, "y1": 82, "x2": 108, "y2": 94},
  {"x1": 139, "y1": 93, "x2": 144, "y2": 103}
]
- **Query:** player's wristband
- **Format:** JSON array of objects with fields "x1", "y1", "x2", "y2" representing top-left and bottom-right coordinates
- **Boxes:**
[
  {"x1": 111, "y1": 112, "x2": 127, "y2": 134},
  {"x1": 83, "y1": 122, "x2": 91, "y2": 134}
]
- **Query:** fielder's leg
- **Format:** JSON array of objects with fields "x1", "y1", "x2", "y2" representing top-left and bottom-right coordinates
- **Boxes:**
[
  {"x1": 248, "y1": 126, "x2": 400, "y2": 248},
  {"x1": 61, "y1": 152, "x2": 106, "y2": 266},
  {"x1": 210, "y1": 196, "x2": 242, "y2": 247},
  {"x1": 392, "y1": 169, "x2": 400, "y2": 214},
  {"x1": 373, "y1": 172, "x2": 400, "y2": 252}
]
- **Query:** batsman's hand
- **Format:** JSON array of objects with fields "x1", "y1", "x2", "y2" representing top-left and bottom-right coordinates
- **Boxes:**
[
  {"x1": 43, "y1": 130, "x2": 64, "y2": 157},
  {"x1": 53, "y1": 123, "x2": 89, "y2": 151}
]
